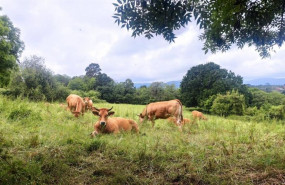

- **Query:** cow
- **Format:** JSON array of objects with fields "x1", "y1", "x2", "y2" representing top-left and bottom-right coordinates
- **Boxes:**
[
  {"x1": 66, "y1": 94, "x2": 86, "y2": 117},
  {"x1": 138, "y1": 99, "x2": 183, "y2": 129},
  {"x1": 83, "y1": 97, "x2": 93, "y2": 111},
  {"x1": 167, "y1": 117, "x2": 191, "y2": 126},
  {"x1": 91, "y1": 107, "x2": 139, "y2": 136},
  {"x1": 192, "y1": 110, "x2": 207, "y2": 121}
]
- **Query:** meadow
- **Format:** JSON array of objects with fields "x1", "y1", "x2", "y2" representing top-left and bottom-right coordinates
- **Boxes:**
[{"x1": 0, "y1": 95, "x2": 285, "y2": 185}]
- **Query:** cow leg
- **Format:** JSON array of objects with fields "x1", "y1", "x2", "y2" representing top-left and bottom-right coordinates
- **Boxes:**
[
  {"x1": 90, "y1": 131, "x2": 98, "y2": 137},
  {"x1": 176, "y1": 119, "x2": 183, "y2": 132},
  {"x1": 151, "y1": 119, "x2": 155, "y2": 128}
]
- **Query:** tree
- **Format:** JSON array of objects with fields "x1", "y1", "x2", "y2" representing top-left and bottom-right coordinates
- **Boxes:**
[
  {"x1": 211, "y1": 90, "x2": 246, "y2": 116},
  {"x1": 180, "y1": 62, "x2": 248, "y2": 107},
  {"x1": 149, "y1": 82, "x2": 164, "y2": 101},
  {"x1": 8, "y1": 55, "x2": 67, "y2": 101},
  {"x1": 134, "y1": 85, "x2": 151, "y2": 104},
  {"x1": 67, "y1": 77, "x2": 86, "y2": 91},
  {"x1": 94, "y1": 73, "x2": 115, "y2": 102},
  {"x1": 54, "y1": 74, "x2": 71, "y2": 86},
  {"x1": 0, "y1": 10, "x2": 25, "y2": 86},
  {"x1": 113, "y1": 0, "x2": 285, "y2": 58},
  {"x1": 85, "y1": 63, "x2": 101, "y2": 78}
]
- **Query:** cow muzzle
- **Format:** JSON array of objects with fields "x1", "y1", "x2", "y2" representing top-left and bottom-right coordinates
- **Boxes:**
[{"x1": 100, "y1": 122, "x2": 106, "y2": 126}]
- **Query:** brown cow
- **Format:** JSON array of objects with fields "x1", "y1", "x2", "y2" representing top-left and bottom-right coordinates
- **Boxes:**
[
  {"x1": 66, "y1": 94, "x2": 86, "y2": 117},
  {"x1": 167, "y1": 117, "x2": 191, "y2": 126},
  {"x1": 83, "y1": 97, "x2": 93, "y2": 111},
  {"x1": 138, "y1": 99, "x2": 183, "y2": 129},
  {"x1": 91, "y1": 107, "x2": 139, "y2": 136},
  {"x1": 192, "y1": 110, "x2": 207, "y2": 121}
]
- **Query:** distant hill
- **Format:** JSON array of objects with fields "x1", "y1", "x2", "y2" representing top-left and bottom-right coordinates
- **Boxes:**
[
  {"x1": 134, "y1": 78, "x2": 285, "y2": 89},
  {"x1": 244, "y1": 78, "x2": 285, "y2": 86},
  {"x1": 134, "y1": 81, "x2": 181, "y2": 88}
]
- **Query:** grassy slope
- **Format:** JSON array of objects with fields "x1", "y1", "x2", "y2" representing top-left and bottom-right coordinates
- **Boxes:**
[{"x1": 0, "y1": 95, "x2": 284, "y2": 185}]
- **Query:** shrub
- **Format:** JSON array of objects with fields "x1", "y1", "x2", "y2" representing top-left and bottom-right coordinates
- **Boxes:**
[
  {"x1": 268, "y1": 105, "x2": 285, "y2": 120},
  {"x1": 211, "y1": 90, "x2": 245, "y2": 116}
]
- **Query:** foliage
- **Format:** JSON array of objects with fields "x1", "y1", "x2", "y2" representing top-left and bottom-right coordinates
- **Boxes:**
[
  {"x1": 8, "y1": 55, "x2": 70, "y2": 102},
  {"x1": 201, "y1": 94, "x2": 217, "y2": 113},
  {"x1": 113, "y1": 0, "x2": 285, "y2": 58},
  {"x1": 85, "y1": 63, "x2": 101, "y2": 78},
  {"x1": 181, "y1": 62, "x2": 249, "y2": 107},
  {"x1": 249, "y1": 87, "x2": 285, "y2": 108},
  {"x1": 67, "y1": 76, "x2": 86, "y2": 91},
  {"x1": 267, "y1": 105, "x2": 285, "y2": 120},
  {"x1": 0, "y1": 12, "x2": 25, "y2": 87},
  {"x1": 211, "y1": 90, "x2": 246, "y2": 116},
  {"x1": 54, "y1": 74, "x2": 71, "y2": 86}
]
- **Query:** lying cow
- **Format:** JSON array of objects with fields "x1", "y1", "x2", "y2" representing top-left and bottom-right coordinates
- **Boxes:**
[
  {"x1": 167, "y1": 117, "x2": 191, "y2": 126},
  {"x1": 138, "y1": 99, "x2": 183, "y2": 129},
  {"x1": 91, "y1": 107, "x2": 139, "y2": 136},
  {"x1": 192, "y1": 110, "x2": 207, "y2": 121},
  {"x1": 66, "y1": 94, "x2": 85, "y2": 117},
  {"x1": 83, "y1": 97, "x2": 93, "y2": 111}
]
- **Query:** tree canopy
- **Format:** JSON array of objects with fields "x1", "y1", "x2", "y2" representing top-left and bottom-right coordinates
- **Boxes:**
[
  {"x1": 85, "y1": 63, "x2": 101, "y2": 78},
  {"x1": 113, "y1": 0, "x2": 285, "y2": 58},
  {"x1": 180, "y1": 62, "x2": 248, "y2": 107},
  {"x1": 0, "y1": 9, "x2": 25, "y2": 86}
]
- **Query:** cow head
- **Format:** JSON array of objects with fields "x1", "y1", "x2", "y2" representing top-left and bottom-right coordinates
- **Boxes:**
[
  {"x1": 83, "y1": 97, "x2": 90, "y2": 105},
  {"x1": 138, "y1": 113, "x2": 145, "y2": 123},
  {"x1": 92, "y1": 107, "x2": 114, "y2": 126}
]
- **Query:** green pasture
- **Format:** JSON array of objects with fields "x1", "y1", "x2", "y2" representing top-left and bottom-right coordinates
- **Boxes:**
[{"x1": 0, "y1": 95, "x2": 284, "y2": 184}]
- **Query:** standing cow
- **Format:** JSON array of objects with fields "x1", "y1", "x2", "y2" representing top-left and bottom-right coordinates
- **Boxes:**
[
  {"x1": 83, "y1": 97, "x2": 93, "y2": 111},
  {"x1": 138, "y1": 99, "x2": 183, "y2": 129},
  {"x1": 91, "y1": 107, "x2": 139, "y2": 136},
  {"x1": 66, "y1": 94, "x2": 85, "y2": 117}
]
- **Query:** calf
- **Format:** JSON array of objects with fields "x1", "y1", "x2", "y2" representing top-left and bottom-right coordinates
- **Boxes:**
[
  {"x1": 192, "y1": 110, "x2": 207, "y2": 121},
  {"x1": 83, "y1": 97, "x2": 93, "y2": 111},
  {"x1": 91, "y1": 107, "x2": 139, "y2": 136}
]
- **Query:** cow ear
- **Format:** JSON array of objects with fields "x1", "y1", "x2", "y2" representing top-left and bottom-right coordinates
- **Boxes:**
[
  {"x1": 108, "y1": 111, "x2": 115, "y2": 116},
  {"x1": 92, "y1": 110, "x2": 99, "y2": 116}
]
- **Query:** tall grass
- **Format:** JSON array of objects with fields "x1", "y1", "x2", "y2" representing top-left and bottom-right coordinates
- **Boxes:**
[{"x1": 0, "y1": 95, "x2": 284, "y2": 184}]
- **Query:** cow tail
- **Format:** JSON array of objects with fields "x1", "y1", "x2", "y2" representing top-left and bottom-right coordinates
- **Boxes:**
[
  {"x1": 75, "y1": 99, "x2": 80, "y2": 113},
  {"x1": 176, "y1": 99, "x2": 183, "y2": 124}
]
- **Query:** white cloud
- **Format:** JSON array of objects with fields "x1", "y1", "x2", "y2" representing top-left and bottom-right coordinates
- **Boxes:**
[{"x1": 1, "y1": 0, "x2": 285, "y2": 83}]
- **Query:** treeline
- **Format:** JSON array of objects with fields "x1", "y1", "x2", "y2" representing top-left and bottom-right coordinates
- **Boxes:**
[
  {"x1": 3, "y1": 55, "x2": 179, "y2": 105},
  {"x1": 2, "y1": 56, "x2": 285, "y2": 121}
]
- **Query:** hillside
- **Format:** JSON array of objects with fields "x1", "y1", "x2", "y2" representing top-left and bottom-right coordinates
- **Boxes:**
[
  {"x1": 244, "y1": 78, "x2": 285, "y2": 85},
  {"x1": 0, "y1": 96, "x2": 285, "y2": 184},
  {"x1": 134, "y1": 81, "x2": 181, "y2": 88}
]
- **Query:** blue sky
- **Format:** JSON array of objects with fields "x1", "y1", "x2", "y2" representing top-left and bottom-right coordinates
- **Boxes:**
[{"x1": 1, "y1": 0, "x2": 285, "y2": 83}]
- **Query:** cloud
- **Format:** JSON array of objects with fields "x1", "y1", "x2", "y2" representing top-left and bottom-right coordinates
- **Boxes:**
[{"x1": 1, "y1": 0, "x2": 285, "y2": 83}]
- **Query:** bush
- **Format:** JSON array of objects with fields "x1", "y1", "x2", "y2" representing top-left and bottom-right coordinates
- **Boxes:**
[
  {"x1": 244, "y1": 106, "x2": 258, "y2": 116},
  {"x1": 211, "y1": 90, "x2": 245, "y2": 116},
  {"x1": 201, "y1": 95, "x2": 217, "y2": 113},
  {"x1": 268, "y1": 105, "x2": 285, "y2": 120}
]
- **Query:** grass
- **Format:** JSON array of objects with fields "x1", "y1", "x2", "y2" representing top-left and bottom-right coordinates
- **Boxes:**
[{"x1": 0, "y1": 95, "x2": 285, "y2": 184}]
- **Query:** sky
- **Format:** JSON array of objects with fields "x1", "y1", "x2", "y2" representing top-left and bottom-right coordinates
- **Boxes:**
[{"x1": 1, "y1": 0, "x2": 285, "y2": 83}]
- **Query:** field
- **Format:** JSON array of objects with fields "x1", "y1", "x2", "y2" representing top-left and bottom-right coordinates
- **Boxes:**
[{"x1": 0, "y1": 95, "x2": 285, "y2": 185}]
